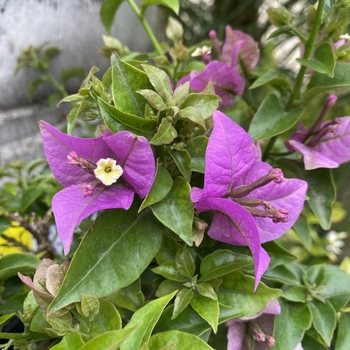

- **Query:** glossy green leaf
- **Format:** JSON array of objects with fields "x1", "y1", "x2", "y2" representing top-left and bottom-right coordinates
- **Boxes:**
[
  {"x1": 175, "y1": 246, "x2": 195, "y2": 279},
  {"x1": 173, "y1": 82, "x2": 189, "y2": 105},
  {"x1": 282, "y1": 285, "x2": 307, "y2": 302},
  {"x1": 49, "y1": 332, "x2": 84, "y2": 350},
  {"x1": 272, "y1": 299, "x2": 312, "y2": 350},
  {"x1": 151, "y1": 177, "x2": 194, "y2": 246},
  {"x1": 302, "y1": 333, "x2": 329, "y2": 350},
  {"x1": 0, "y1": 313, "x2": 15, "y2": 327},
  {"x1": 169, "y1": 150, "x2": 191, "y2": 182},
  {"x1": 0, "y1": 253, "x2": 40, "y2": 280},
  {"x1": 217, "y1": 271, "x2": 282, "y2": 316},
  {"x1": 297, "y1": 42, "x2": 336, "y2": 77},
  {"x1": 199, "y1": 250, "x2": 253, "y2": 282},
  {"x1": 81, "y1": 295, "x2": 100, "y2": 321},
  {"x1": 89, "y1": 299, "x2": 122, "y2": 336},
  {"x1": 111, "y1": 52, "x2": 153, "y2": 117},
  {"x1": 149, "y1": 330, "x2": 214, "y2": 350},
  {"x1": 263, "y1": 263, "x2": 304, "y2": 285},
  {"x1": 46, "y1": 312, "x2": 73, "y2": 335},
  {"x1": 196, "y1": 283, "x2": 217, "y2": 300},
  {"x1": 49, "y1": 208, "x2": 163, "y2": 313},
  {"x1": 186, "y1": 136, "x2": 208, "y2": 173},
  {"x1": 303, "y1": 62, "x2": 350, "y2": 100},
  {"x1": 180, "y1": 93, "x2": 220, "y2": 120},
  {"x1": 178, "y1": 106, "x2": 206, "y2": 129},
  {"x1": 302, "y1": 168, "x2": 335, "y2": 230},
  {"x1": 155, "y1": 233, "x2": 181, "y2": 265},
  {"x1": 335, "y1": 312, "x2": 350, "y2": 350},
  {"x1": 152, "y1": 261, "x2": 188, "y2": 282},
  {"x1": 249, "y1": 70, "x2": 291, "y2": 90},
  {"x1": 156, "y1": 279, "x2": 184, "y2": 297},
  {"x1": 141, "y1": 0, "x2": 180, "y2": 15},
  {"x1": 108, "y1": 279, "x2": 144, "y2": 312},
  {"x1": 263, "y1": 241, "x2": 297, "y2": 269},
  {"x1": 308, "y1": 299, "x2": 336, "y2": 346},
  {"x1": 150, "y1": 118, "x2": 178, "y2": 145},
  {"x1": 137, "y1": 89, "x2": 168, "y2": 111},
  {"x1": 249, "y1": 94, "x2": 301, "y2": 141},
  {"x1": 292, "y1": 214, "x2": 312, "y2": 251},
  {"x1": 190, "y1": 293, "x2": 219, "y2": 333},
  {"x1": 172, "y1": 288, "x2": 194, "y2": 319},
  {"x1": 98, "y1": 97, "x2": 157, "y2": 139},
  {"x1": 120, "y1": 291, "x2": 176, "y2": 350},
  {"x1": 100, "y1": 0, "x2": 125, "y2": 34},
  {"x1": 141, "y1": 64, "x2": 173, "y2": 102},
  {"x1": 139, "y1": 164, "x2": 173, "y2": 212},
  {"x1": 81, "y1": 327, "x2": 138, "y2": 350}
]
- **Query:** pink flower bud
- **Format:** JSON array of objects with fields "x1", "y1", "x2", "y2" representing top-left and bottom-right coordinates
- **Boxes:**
[
  {"x1": 67, "y1": 151, "x2": 80, "y2": 165},
  {"x1": 269, "y1": 168, "x2": 284, "y2": 183}
]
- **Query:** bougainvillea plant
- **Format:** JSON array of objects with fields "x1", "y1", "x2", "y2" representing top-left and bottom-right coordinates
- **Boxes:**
[{"x1": 3, "y1": 0, "x2": 350, "y2": 349}]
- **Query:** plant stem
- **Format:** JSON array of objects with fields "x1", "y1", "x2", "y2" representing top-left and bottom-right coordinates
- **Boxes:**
[
  {"x1": 45, "y1": 70, "x2": 68, "y2": 98},
  {"x1": 126, "y1": 0, "x2": 163, "y2": 56},
  {"x1": 286, "y1": 0, "x2": 325, "y2": 110}
]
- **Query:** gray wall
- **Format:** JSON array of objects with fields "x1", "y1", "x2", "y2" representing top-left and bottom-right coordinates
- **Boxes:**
[{"x1": 0, "y1": 0, "x2": 158, "y2": 166}]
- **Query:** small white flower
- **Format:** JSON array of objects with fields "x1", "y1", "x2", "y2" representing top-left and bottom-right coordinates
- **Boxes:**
[
  {"x1": 191, "y1": 45, "x2": 211, "y2": 57},
  {"x1": 94, "y1": 158, "x2": 123, "y2": 186},
  {"x1": 340, "y1": 33, "x2": 350, "y2": 41},
  {"x1": 325, "y1": 230, "x2": 348, "y2": 255}
]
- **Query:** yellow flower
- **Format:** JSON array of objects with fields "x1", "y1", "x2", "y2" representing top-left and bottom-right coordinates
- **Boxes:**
[
  {"x1": 0, "y1": 222, "x2": 33, "y2": 255},
  {"x1": 94, "y1": 158, "x2": 123, "y2": 186}
]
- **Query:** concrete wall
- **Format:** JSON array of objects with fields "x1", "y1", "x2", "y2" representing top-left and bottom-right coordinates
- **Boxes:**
[{"x1": 0, "y1": 0, "x2": 158, "y2": 166}]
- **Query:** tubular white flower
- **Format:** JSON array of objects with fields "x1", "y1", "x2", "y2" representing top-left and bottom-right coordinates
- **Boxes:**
[{"x1": 94, "y1": 158, "x2": 123, "y2": 186}]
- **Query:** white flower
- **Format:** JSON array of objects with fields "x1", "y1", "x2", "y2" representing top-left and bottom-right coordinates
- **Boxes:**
[
  {"x1": 94, "y1": 158, "x2": 123, "y2": 186},
  {"x1": 191, "y1": 45, "x2": 211, "y2": 57},
  {"x1": 325, "y1": 230, "x2": 348, "y2": 255}
]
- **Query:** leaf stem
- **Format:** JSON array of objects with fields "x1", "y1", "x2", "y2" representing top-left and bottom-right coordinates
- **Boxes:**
[
  {"x1": 126, "y1": 0, "x2": 163, "y2": 56},
  {"x1": 286, "y1": 0, "x2": 325, "y2": 110}
]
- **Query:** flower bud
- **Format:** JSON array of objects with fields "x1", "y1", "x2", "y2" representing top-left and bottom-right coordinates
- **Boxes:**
[
  {"x1": 266, "y1": 7, "x2": 291, "y2": 27},
  {"x1": 166, "y1": 17, "x2": 183, "y2": 43}
]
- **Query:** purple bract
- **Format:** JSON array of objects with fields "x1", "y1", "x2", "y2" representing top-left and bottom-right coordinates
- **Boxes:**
[
  {"x1": 191, "y1": 112, "x2": 307, "y2": 289},
  {"x1": 39, "y1": 121, "x2": 155, "y2": 255}
]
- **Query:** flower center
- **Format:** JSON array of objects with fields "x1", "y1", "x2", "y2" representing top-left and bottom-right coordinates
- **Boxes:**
[
  {"x1": 94, "y1": 158, "x2": 123, "y2": 186},
  {"x1": 226, "y1": 168, "x2": 289, "y2": 223}
]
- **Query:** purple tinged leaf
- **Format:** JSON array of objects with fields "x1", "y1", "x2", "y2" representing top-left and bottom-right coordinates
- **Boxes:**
[
  {"x1": 103, "y1": 131, "x2": 155, "y2": 198},
  {"x1": 194, "y1": 197, "x2": 270, "y2": 290},
  {"x1": 53, "y1": 184, "x2": 134, "y2": 255},
  {"x1": 190, "y1": 62, "x2": 245, "y2": 107},
  {"x1": 201, "y1": 111, "x2": 258, "y2": 199},
  {"x1": 288, "y1": 117, "x2": 350, "y2": 170},
  {"x1": 39, "y1": 121, "x2": 114, "y2": 187},
  {"x1": 222, "y1": 27, "x2": 260, "y2": 72}
]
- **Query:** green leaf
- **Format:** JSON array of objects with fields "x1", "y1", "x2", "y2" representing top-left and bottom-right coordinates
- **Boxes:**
[
  {"x1": 190, "y1": 293, "x2": 219, "y2": 333},
  {"x1": 81, "y1": 327, "x2": 138, "y2": 350},
  {"x1": 178, "y1": 106, "x2": 206, "y2": 129},
  {"x1": 175, "y1": 246, "x2": 195, "y2": 279},
  {"x1": 120, "y1": 291, "x2": 176, "y2": 350},
  {"x1": 282, "y1": 285, "x2": 307, "y2": 302},
  {"x1": 307, "y1": 299, "x2": 336, "y2": 346},
  {"x1": 302, "y1": 333, "x2": 329, "y2": 350},
  {"x1": 217, "y1": 271, "x2": 282, "y2": 316},
  {"x1": 20, "y1": 188, "x2": 42, "y2": 213},
  {"x1": 303, "y1": 62, "x2": 350, "y2": 100},
  {"x1": 249, "y1": 94, "x2": 301, "y2": 141},
  {"x1": 302, "y1": 168, "x2": 335, "y2": 230},
  {"x1": 152, "y1": 261, "x2": 189, "y2": 282},
  {"x1": 0, "y1": 313, "x2": 15, "y2": 327},
  {"x1": 172, "y1": 288, "x2": 194, "y2": 319},
  {"x1": 263, "y1": 241, "x2": 297, "y2": 269},
  {"x1": 89, "y1": 299, "x2": 122, "y2": 336},
  {"x1": 292, "y1": 214, "x2": 312, "y2": 251},
  {"x1": 61, "y1": 68, "x2": 87, "y2": 85},
  {"x1": 139, "y1": 163, "x2": 173, "y2": 212},
  {"x1": 28, "y1": 77, "x2": 47, "y2": 100},
  {"x1": 46, "y1": 312, "x2": 73, "y2": 335},
  {"x1": 48, "y1": 208, "x2": 163, "y2": 313},
  {"x1": 67, "y1": 100, "x2": 89, "y2": 135},
  {"x1": 100, "y1": 0, "x2": 124, "y2": 34},
  {"x1": 173, "y1": 82, "x2": 189, "y2": 105},
  {"x1": 150, "y1": 118, "x2": 178, "y2": 145},
  {"x1": 249, "y1": 70, "x2": 291, "y2": 90},
  {"x1": 49, "y1": 331, "x2": 85, "y2": 350},
  {"x1": 186, "y1": 136, "x2": 208, "y2": 173},
  {"x1": 98, "y1": 97, "x2": 157, "y2": 140},
  {"x1": 297, "y1": 42, "x2": 336, "y2": 78},
  {"x1": 169, "y1": 150, "x2": 191, "y2": 182},
  {"x1": 0, "y1": 253, "x2": 40, "y2": 280},
  {"x1": 137, "y1": 89, "x2": 168, "y2": 111},
  {"x1": 263, "y1": 263, "x2": 304, "y2": 285},
  {"x1": 199, "y1": 250, "x2": 253, "y2": 282},
  {"x1": 111, "y1": 52, "x2": 153, "y2": 117},
  {"x1": 335, "y1": 312, "x2": 350, "y2": 350},
  {"x1": 196, "y1": 283, "x2": 217, "y2": 300},
  {"x1": 156, "y1": 280, "x2": 184, "y2": 297},
  {"x1": 108, "y1": 280, "x2": 144, "y2": 312},
  {"x1": 151, "y1": 177, "x2": 194, "y2": 246},
  {"x1": 140, "y1": 0, "x2": 180, "y2": 15},
  {"x1": 149, "y1": 330, "x2": 214, "y2": 350},
  {"x1": 81, "y1": 295, "x2": 100, "y2": 321},
  {"x1": 272, "y1": 299, "x2": 312, "y2": 350},
  {"x1": 141, "y1": 64, "x2": 173, "y2": 102},
  {"x1": 180, "y1": 93, "x2": 220, "y2": 120}
]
